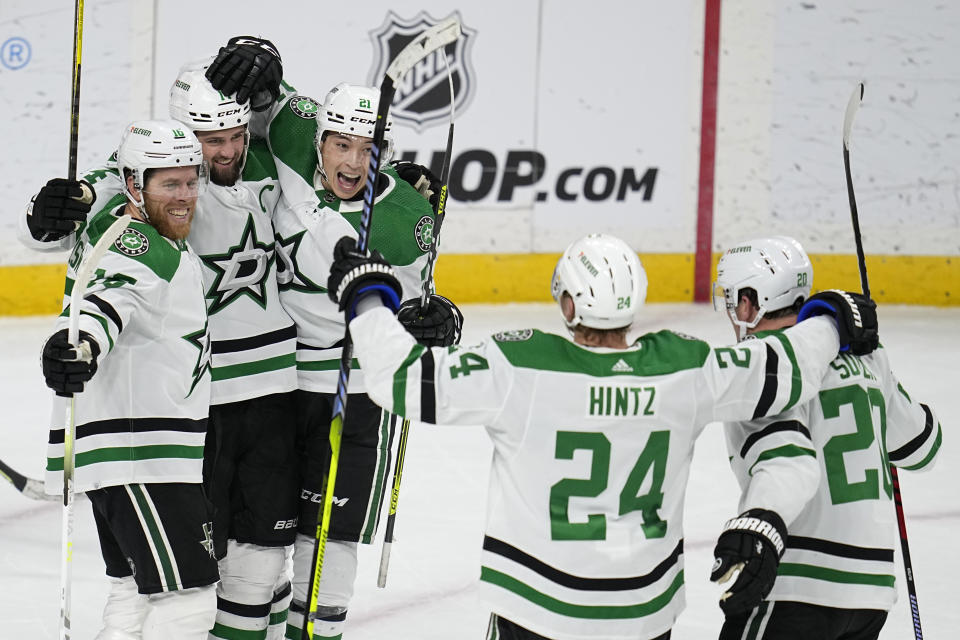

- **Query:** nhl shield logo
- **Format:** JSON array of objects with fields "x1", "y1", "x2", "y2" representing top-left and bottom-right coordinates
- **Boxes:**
[{"x1": 368, "y1": 11, "x2": 477, "y2": 132}]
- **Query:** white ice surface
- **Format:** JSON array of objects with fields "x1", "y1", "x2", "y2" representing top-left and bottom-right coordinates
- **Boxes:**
[{"x1": 1, "y1": 303, "x2": 957, "y2": 639}]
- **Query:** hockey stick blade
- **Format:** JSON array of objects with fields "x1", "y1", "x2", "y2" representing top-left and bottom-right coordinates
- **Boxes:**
[
  {"x1": 842, "y1": 82, "x2": 864, "y2": 152},
  {"x1": 841, "y1": 82, "x2": 870, "y2": 298},
  {"x1": 0, "y1": 458, "x2": 55, "y2": 501},
  {"x1": 385, "y1": 17, "x2": 461, "y2": 83}
]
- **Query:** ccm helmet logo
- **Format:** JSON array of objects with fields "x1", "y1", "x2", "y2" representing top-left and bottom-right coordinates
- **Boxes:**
[
  {"x1": 350, "y1": 116, "x2": 376, "y2": 125},
  {"x1": 217, "y1": 108, "x2": 241, "y2": 117}
]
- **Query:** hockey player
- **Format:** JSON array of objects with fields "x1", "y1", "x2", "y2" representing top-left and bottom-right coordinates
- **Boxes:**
[
  {"x1": 709, "y1": 236, "x2": 942, "y2": 640},
  {"x1": 234, "y1": 77, "x2": 459, "y2": 639},
  {"x1": 23, "y1": 47, "x2": 300, "y2": 640},
  {"x1": 322, "y1": 232, "x2": 880, "y2": 640},
  {"x1": 41, "y1": 120, "x2": 217, "y2": 639}
]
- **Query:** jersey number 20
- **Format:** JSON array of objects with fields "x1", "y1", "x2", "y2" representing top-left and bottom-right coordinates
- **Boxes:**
[
  {"x1": 821, "y1": 384, "x2": 893, "y2": 504},
  {"x1": 549, "y1": 430, "x2": 669, "y2": 541}
]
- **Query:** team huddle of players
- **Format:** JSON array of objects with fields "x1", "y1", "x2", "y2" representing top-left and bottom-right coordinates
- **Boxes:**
[{"x1": 20, "y1": 34, "x2": 941, "y2": 640}]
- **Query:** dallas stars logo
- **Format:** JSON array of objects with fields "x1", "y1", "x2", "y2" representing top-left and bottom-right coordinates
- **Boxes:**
[
  {"x1": 275, "y1": 230, "x2": 327, "y2": 294},
  {"x1": 114, "y1": 229, "x2": 150, "y2": 256},
  {"x1": 183, "y1": 320, "x2": 211, "y2": 397},
  {"x1": 290, "y1": 95, "x2": 319, "y2": 119},
  {"x1": 414, "y1": 215, "x2": 434, "y2": 251},
  {"x1": 200, "y1": 215, "x2": 275, "y2": 314}
]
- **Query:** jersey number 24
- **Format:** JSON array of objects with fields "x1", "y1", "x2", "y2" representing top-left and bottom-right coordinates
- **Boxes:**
[{"x1": 549, "y1": 430, "x2": 669, "y2": 541}]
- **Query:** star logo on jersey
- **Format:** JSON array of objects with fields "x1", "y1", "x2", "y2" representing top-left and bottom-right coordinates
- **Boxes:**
[
  {"x1": 114, "y1": 229, "x2": 149, "y2": 256},
  {"x1": 200, "y1": 214, "x2": 275, "y2": 315},
  {"x1": 275, "y1": 230, "x2": 327, "y2": 294},
  {"x1": 493, "y1": 329, "x2": 533, "y2": 342},
  {"x1": 612, "y1": 358, "x2": 634, "y2": 373},
  {"x1": 414, "y1": 215, "x2": 434, "y2": 251},
  {"x1": 183, "y1": 320, "x2": 211, "y2": 397},
  {"x1": 290, "y1": 96, "x2": 319, "y2": 119},
  {"x1": 368, "y1": 11, "x2": 477, "y2": 132}
]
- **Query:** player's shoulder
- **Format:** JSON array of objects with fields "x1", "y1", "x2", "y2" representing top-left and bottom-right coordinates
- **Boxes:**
[
  {"x1": 631, "y1": 329, "x2": 712, "y2": 373},
  {"x1": 81, "y1": 152, "x2": 121, "y2": 188},
  {"x1": 272, "y1": 93, "x2": 321, "y2": 132},
  {"x1": 487, "y1": 329, "x2": 564, "y2": 368},
  {"x1": 381, "y1": 167, "x2": 434, "y2": 215},
  {"x1": 489, "y1": 328, "x2": 711, "y2": 377},
  {"x1": 85, "y1": 207, "x2": 184, "y2": 282}
]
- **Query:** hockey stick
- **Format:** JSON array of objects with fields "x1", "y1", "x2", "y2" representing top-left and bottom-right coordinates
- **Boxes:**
[
  {"x1": 59, "y1": 213, "x2": 131, "y2": 640},
  {"x1": 842, "y1": 84, "x2": 870, "y2": 299},
  {"x1": 68, "y1": 0, "x2": 83, "y2": 181},
  {"x1": 300, "y1": 17, "x2": 462, "y2": 640},
  {"x1": 419, "y1": 49, "x2": 456, "y2": 308},
  {"x1": 60, "y1": 2, "x2": 87, "y2": 637},
  {"x1": 843, "y1": 82, "x2": 923, "y2": 640},
  {"x1": 0, "y1": 457, "x2": 55, "y2": 501},
  {"x1": 377, "y1": 49, "x2": 457, "y2": 589}
]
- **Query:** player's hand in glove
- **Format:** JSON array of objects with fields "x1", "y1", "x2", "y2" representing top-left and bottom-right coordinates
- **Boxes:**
[
  {"x1": 42, "y1": 329, "x2": 101, "y2": 397},
  {"x1": 397, "y1": 295, "x2": 463, "y2": 347},
  {"x1": 26, "y1": 178, "x2": 95, "y2": 242},
  {"x1": 711, "y1": 509, "x2": 786, "y2": 616},
  {"x1": 206, "y1": 36, "x2": 283, "y2": 111},
  {"x1": 391, "y1": 161, "x2": 442, "y2": 209},
  {"x1": 327, "y1": 236, "x2": 403, "y2": 319},
  {"x1": 797, "y1": 289, "x2": 878, "y2": 355}
]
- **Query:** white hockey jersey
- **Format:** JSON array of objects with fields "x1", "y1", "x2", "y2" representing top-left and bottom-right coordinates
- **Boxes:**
[
  {"x1": 20, "y1": 143, "x2": 298, "y2": 405},
  {"x1": 350, "y1": 306, "x2": 844, "y2": 640},
  {"x1": 261, "y1": 86, "x2": 437, "y2": 393},
  {"x1": 725, "y1": 339, "x2": 942, "y2": 612},
  {"x1": 45, "y1": 207, "x2": 211, "y2": 493}
]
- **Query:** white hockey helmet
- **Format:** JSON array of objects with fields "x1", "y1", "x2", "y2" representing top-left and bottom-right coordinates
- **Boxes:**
[
  {"x1": 314, "y1": 82, "x2": 394, "y2": 188},
  {"x1": 713, "y1": 236, "x2": 812, "y2": 339},
  {"x1": 117, "y1": 119, "x2": 207, "y2": 218},
  {"x1": 169, "y1": 58, "x2": 252, "y2": 131},
  {"x1": 551, "y1": 233, "x2": 648, "y2": 331}
]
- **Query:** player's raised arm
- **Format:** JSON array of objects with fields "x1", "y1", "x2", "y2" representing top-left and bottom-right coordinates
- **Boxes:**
[{"x1": 697, "y1": 291, "x2": 878, "y2": 426}]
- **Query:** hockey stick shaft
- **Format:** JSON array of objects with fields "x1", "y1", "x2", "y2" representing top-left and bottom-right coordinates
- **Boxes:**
[
  {"x1": 419, "y1": 50, "x2": 456, "y2": 307},
  {"x1": 376, "y1": 416, "x2": 411, "y2": 587},
  {"x1": 59, "y1": 213, "x2": 130, "y2": 640},
  {"x1": 60, "y1": 3, "x2": 86, "y2": 636},
  {"x1": 0, "y1": 457, "x2": 54, "y2": 501},
  {"x1": 377, "y1": 49, "x2": 459, "y2": 590},
  {"x1": 68, "y1": 0, "x2": 84, "y2": 181},
  {"x1": 842, "y1": 83, "x2": 869, "y2": 298},
  {"x1": 300, "y1": 18, "x2": 461, "y2": 639},
  {"x1": 843, "y1": 82, "x2": 922, "y2": 640}
]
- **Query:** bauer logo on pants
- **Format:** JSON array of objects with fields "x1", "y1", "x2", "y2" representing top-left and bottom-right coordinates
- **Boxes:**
[
  {"x1": 367, "y1": 10, "x2": 477, "y2": 132},
  {"x1": 115, "y1": 229, "x2": 150, "y2": 256}
]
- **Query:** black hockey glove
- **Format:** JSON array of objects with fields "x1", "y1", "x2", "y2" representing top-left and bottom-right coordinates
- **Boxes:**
[
  {"x1": 397, "y1": 294, "x2": 464, "y2": 347},
  {"x1": 205, "y1": 36, "x2": 283, "y2": 111},
  {"x1": 711, "y1": 508, "x2": 787, "y2": 616},
  {"x1": 327, "y1": 236, "x2": 403, "y2": 319},
  {"x1": 797, "y1": 289, "x2": 879, "y2": 355},
  {"x1": 26, "y1": 178, "x2": 95, "y2": 242},
  {"x1": 390, "y1": 160, "x2": 442, "y2": 209},
  {"x1": 42, "y1": 329, "x2": 101, "y2": 397}
]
